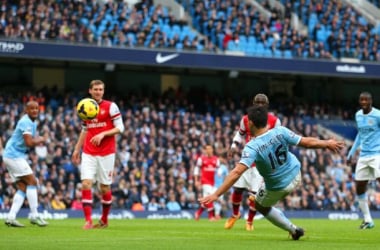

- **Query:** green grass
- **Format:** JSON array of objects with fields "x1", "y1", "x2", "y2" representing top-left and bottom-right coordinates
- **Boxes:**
[{"x1": 0, "y1": 218, "x2": 379, "y2": 250}]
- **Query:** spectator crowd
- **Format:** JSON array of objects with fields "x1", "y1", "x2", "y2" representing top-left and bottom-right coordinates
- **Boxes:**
[
  {"x1": 0, "y1": 0, "x2": 379, "y2": 61},
  {"x1": 1, "y1": 87, "x2": 380, "y2": 217}
]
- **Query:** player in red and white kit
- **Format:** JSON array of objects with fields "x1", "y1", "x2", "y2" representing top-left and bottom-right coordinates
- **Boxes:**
[
  {"x1": 225, "y1": 94, "x2": 280, "y2": 231},
  {"x1": 194, "y1": 145, "x2": 220, "y2": 221},
  {"x1": 72, "y1": 80, "x2": 124, "y2": 229}
]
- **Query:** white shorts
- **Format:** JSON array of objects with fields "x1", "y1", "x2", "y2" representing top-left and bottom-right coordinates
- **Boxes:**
[
  {"x1": 233, "y1": 167, "x2": 264, "y2": 193},
  {"x1": 355, "y1": 155, "x2": 380, "y2": 181},
  {"x1": 3, "y1": 157, "x2": 33, "y2": 182},
  {"x1": 202, "y1": 184, "x2": 216, "y2": 197},
  {"x1": 255, "y1": 171, "x2": 301, "y2": 207},
  {"x1": 80, "y1": 153, "x2": 115, "y2": 185}
]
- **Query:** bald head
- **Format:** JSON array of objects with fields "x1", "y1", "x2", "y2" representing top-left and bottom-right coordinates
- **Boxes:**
[
  {"x1": 26, "y1": 100, "x2": 39, "y2": 120},
  {"x1": 26, "y1": 100, "x2": 39, "y2": 108}
]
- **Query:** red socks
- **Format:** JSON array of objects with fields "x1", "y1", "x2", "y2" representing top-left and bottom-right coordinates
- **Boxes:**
[
  {"x1": 206, "y1": 202, "x2": 215, "y2": 219},
  {"x1": 231, "y1": 190, "x2": 243, "y2": 216},
  {"x1": 247, "y1": 198, "x2": 256, "y2": 224},
  {"x1": 82, "y1": 189, "x2": 92, "y2": 222},
  {"x1": 101, "y1": 190, "x2": 112, "y2": 224}
]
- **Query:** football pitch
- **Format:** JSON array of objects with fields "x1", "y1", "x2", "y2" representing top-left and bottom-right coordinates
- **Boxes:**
[{"x1": 0, "y1": 218, "x2": 378, "y2": 250}]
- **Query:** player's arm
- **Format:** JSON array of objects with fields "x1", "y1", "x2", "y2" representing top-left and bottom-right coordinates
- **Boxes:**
[
  {"x1": 72, "y1": 124, "x2": 87, "y2": 164},
  {"x1": 298, "y1": 136, "x2": 344, "y2": 153},
  {"x1": 101, "y1": 116, "x2": 125, "y2": 137},
  {"x1": 347, "y1": 135, "x2": 360, "y2": 160},
  {"x1": 199, "y1": 163, "x2": 247, "y2": 205},
  {"x1": 231, "y1": 130, "x2": 245, "y2": 149},
  {"x1": 23, "y1": 133, "x2": 46, "y2": 147},
  {"x1": 228, "y1": 118, "x2": 246, "y2": 157},
  {"x1": 193, "y1": 158, "x2": 202, "y2": 186},
  {"x1": 101, "y1": 103, "x2": 125, "y2": 137}
]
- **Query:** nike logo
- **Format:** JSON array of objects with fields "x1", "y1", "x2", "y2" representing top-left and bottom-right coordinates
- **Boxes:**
[{"x1": 155, "y1": 53, "x2": 179, "y2": 64}]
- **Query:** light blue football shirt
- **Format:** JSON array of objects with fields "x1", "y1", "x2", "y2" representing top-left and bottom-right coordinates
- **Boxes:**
[
  {"x1": 3, "y1": 114, "x2": 37, "y2": 158},
  {"x1": 354, "y1": 107, "x2": 380, "y2": 157},
  {"x1": 215, "y1": 163, "x2": 229, "y2": 188},
  {"x1": 239, "y1": 126, "x2": 302, "y2": 191}
]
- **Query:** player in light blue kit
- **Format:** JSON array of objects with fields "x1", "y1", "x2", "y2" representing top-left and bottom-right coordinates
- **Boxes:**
[
  {"x1": 3, "y1": 101, "x2": 48, "y2": 227},
  {"x1": 200, "y1": 105, "x2": 344, "y2": 240},
  {"x1": 347, "y1": 92, "x2": 380, "y2": 229}
]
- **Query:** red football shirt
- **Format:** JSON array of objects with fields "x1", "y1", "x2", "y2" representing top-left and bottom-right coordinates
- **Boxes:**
[
  {"x1": 240, "y1": 113, "x2": 279, "y2": 142},
  {"x1": 82, "y1": 100, "x2": 121, "y2": 156},
  {"x1": 196, "y1": 155, "x2": 220, "y2": 186}
]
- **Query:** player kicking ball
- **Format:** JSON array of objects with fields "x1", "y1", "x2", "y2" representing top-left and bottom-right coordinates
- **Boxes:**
[{"x1": 199, "y1": 105, "x2": 344, "y2": 240}]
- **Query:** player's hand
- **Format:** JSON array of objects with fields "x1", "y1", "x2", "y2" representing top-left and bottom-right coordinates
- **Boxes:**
[
  {"x1": 326, "y1": 138, "x2": 345, "y2": 153},
  {"x1": 38, "y1": 136, "x2": 47, "y2": 144},
  {"x1": 227, "y1": 147, "x2": 237, "y2": 159},
  {"x1": 71, "y1": 150, "x2": 81, "y2": 165},
  {"x1": 198, "y1": 194, "x2": 218, "y2": 206},
  {"x1": 90, "y1": 133, "x2": 105, "y2": 146}
]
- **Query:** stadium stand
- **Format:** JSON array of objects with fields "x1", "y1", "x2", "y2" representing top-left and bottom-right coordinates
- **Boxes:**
[
  {"x1": 0, "y1": 0, "x2": 379, "y2": 61},
  {"x1": 1, "y1": 89, "x2": 379, "y2": 214}
]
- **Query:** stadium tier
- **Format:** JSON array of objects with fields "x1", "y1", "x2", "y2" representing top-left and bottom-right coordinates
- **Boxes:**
[{"x1": 0, "y1": 0, "x2": 379, "y2": 62}]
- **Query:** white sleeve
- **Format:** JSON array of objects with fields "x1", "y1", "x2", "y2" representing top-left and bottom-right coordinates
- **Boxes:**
[
  {"x1": 274, "y1": 118, "x2": 281, "y2": 127},
  {"x1": 231, "y1": 118, "x2": 246, "y2": 148},
  {"x1": 193, "y1": 158, "x2": 202, "y2": 176},
  {"x1": 238, "y1": 117, "x2": 246, "y2": 135},
  {"x1": 231, "y1": 131, "x2": 244, "y2": 148},
  {"x1": 110, "y1": 102, "x2": 124, "y2": 133},
  {"x1": 113, "y1": 116, "x2": 125, "y2": 133},
  {"x1": 109, "y1": 102, "x2": 121, "y2": 118}
]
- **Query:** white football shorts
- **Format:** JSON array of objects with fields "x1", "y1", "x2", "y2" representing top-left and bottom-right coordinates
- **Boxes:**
[
  {"x1": 3, "y1": 157, "x2": 33, "y2": 182},
  {"x1": 80, "y1": 153, "x2": 115, "y2": 185},
  {"x1": 233, "y1": 167, "x2": 264, "y2": 193},
  {"x1": 355, "y1": 155, "x2": 380, "y2": 181},
  {"x1": 255, "y1": 171, "x2": 301, "y2": 207}
]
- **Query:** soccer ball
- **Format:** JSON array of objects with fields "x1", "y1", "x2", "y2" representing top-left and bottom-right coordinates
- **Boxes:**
[{"x1": 76, "y1": 98, "x2": 99, "y2": 121}]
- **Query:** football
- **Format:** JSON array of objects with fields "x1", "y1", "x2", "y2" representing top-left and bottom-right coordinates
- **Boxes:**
[{"x1": 76, "y1": 98, "x2": 99, "y2": 121}]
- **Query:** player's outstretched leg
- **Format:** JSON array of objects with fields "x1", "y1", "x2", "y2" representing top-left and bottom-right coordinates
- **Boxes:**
[
  {"x1": 246, "y1": 195, "x2": 256, "y2": 231},
  {"x1": 224, "y1": 189, "x2": 243, "y2": 229},
  {"x1": 265, "y1": 207, "x2": 305, "y2": 240}
]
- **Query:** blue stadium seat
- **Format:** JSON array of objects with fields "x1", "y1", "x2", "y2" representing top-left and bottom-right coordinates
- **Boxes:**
[
  {"x1": 283, "y1": 50, "x2": 293, "y2": 59},
  {"x1": 227, "y1": 41, "x2": 238, "y2": 51},
  {"x1": 263, "y1": 49, "x2": 273, "y2": 58},
  {"x1": 161, "y1": 24, "x2": 171, "y2": 36},
  {"x1": 172, "y1": 25, "x2": 181, "y2": 35},
  {"x1": 176, "y1": 43, "x2": 183, "y2": 51},
  {"x1": 127, "y1": 33, "x2": 137, "y2": 45},
  {"x1": 196, "y1": 44, "x2": 204, "y2": 51},
  {"x1": 273, "y1": 50, "x2": 282, "y2": 58},
  {"x1": 248, "y1": 36, "x2": 256, "y2": 46}
]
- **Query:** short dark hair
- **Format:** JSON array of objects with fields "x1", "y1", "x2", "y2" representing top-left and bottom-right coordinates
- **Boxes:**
[
  {"x1": 253, "y1": 93, "x2": 269, "y2": 105},
  {"x1": 359, "y1": 91, "x2": 372, "y2": 100},
  {"x1": 247, "y1": 105, "x2": 268, "y2": 129}
]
